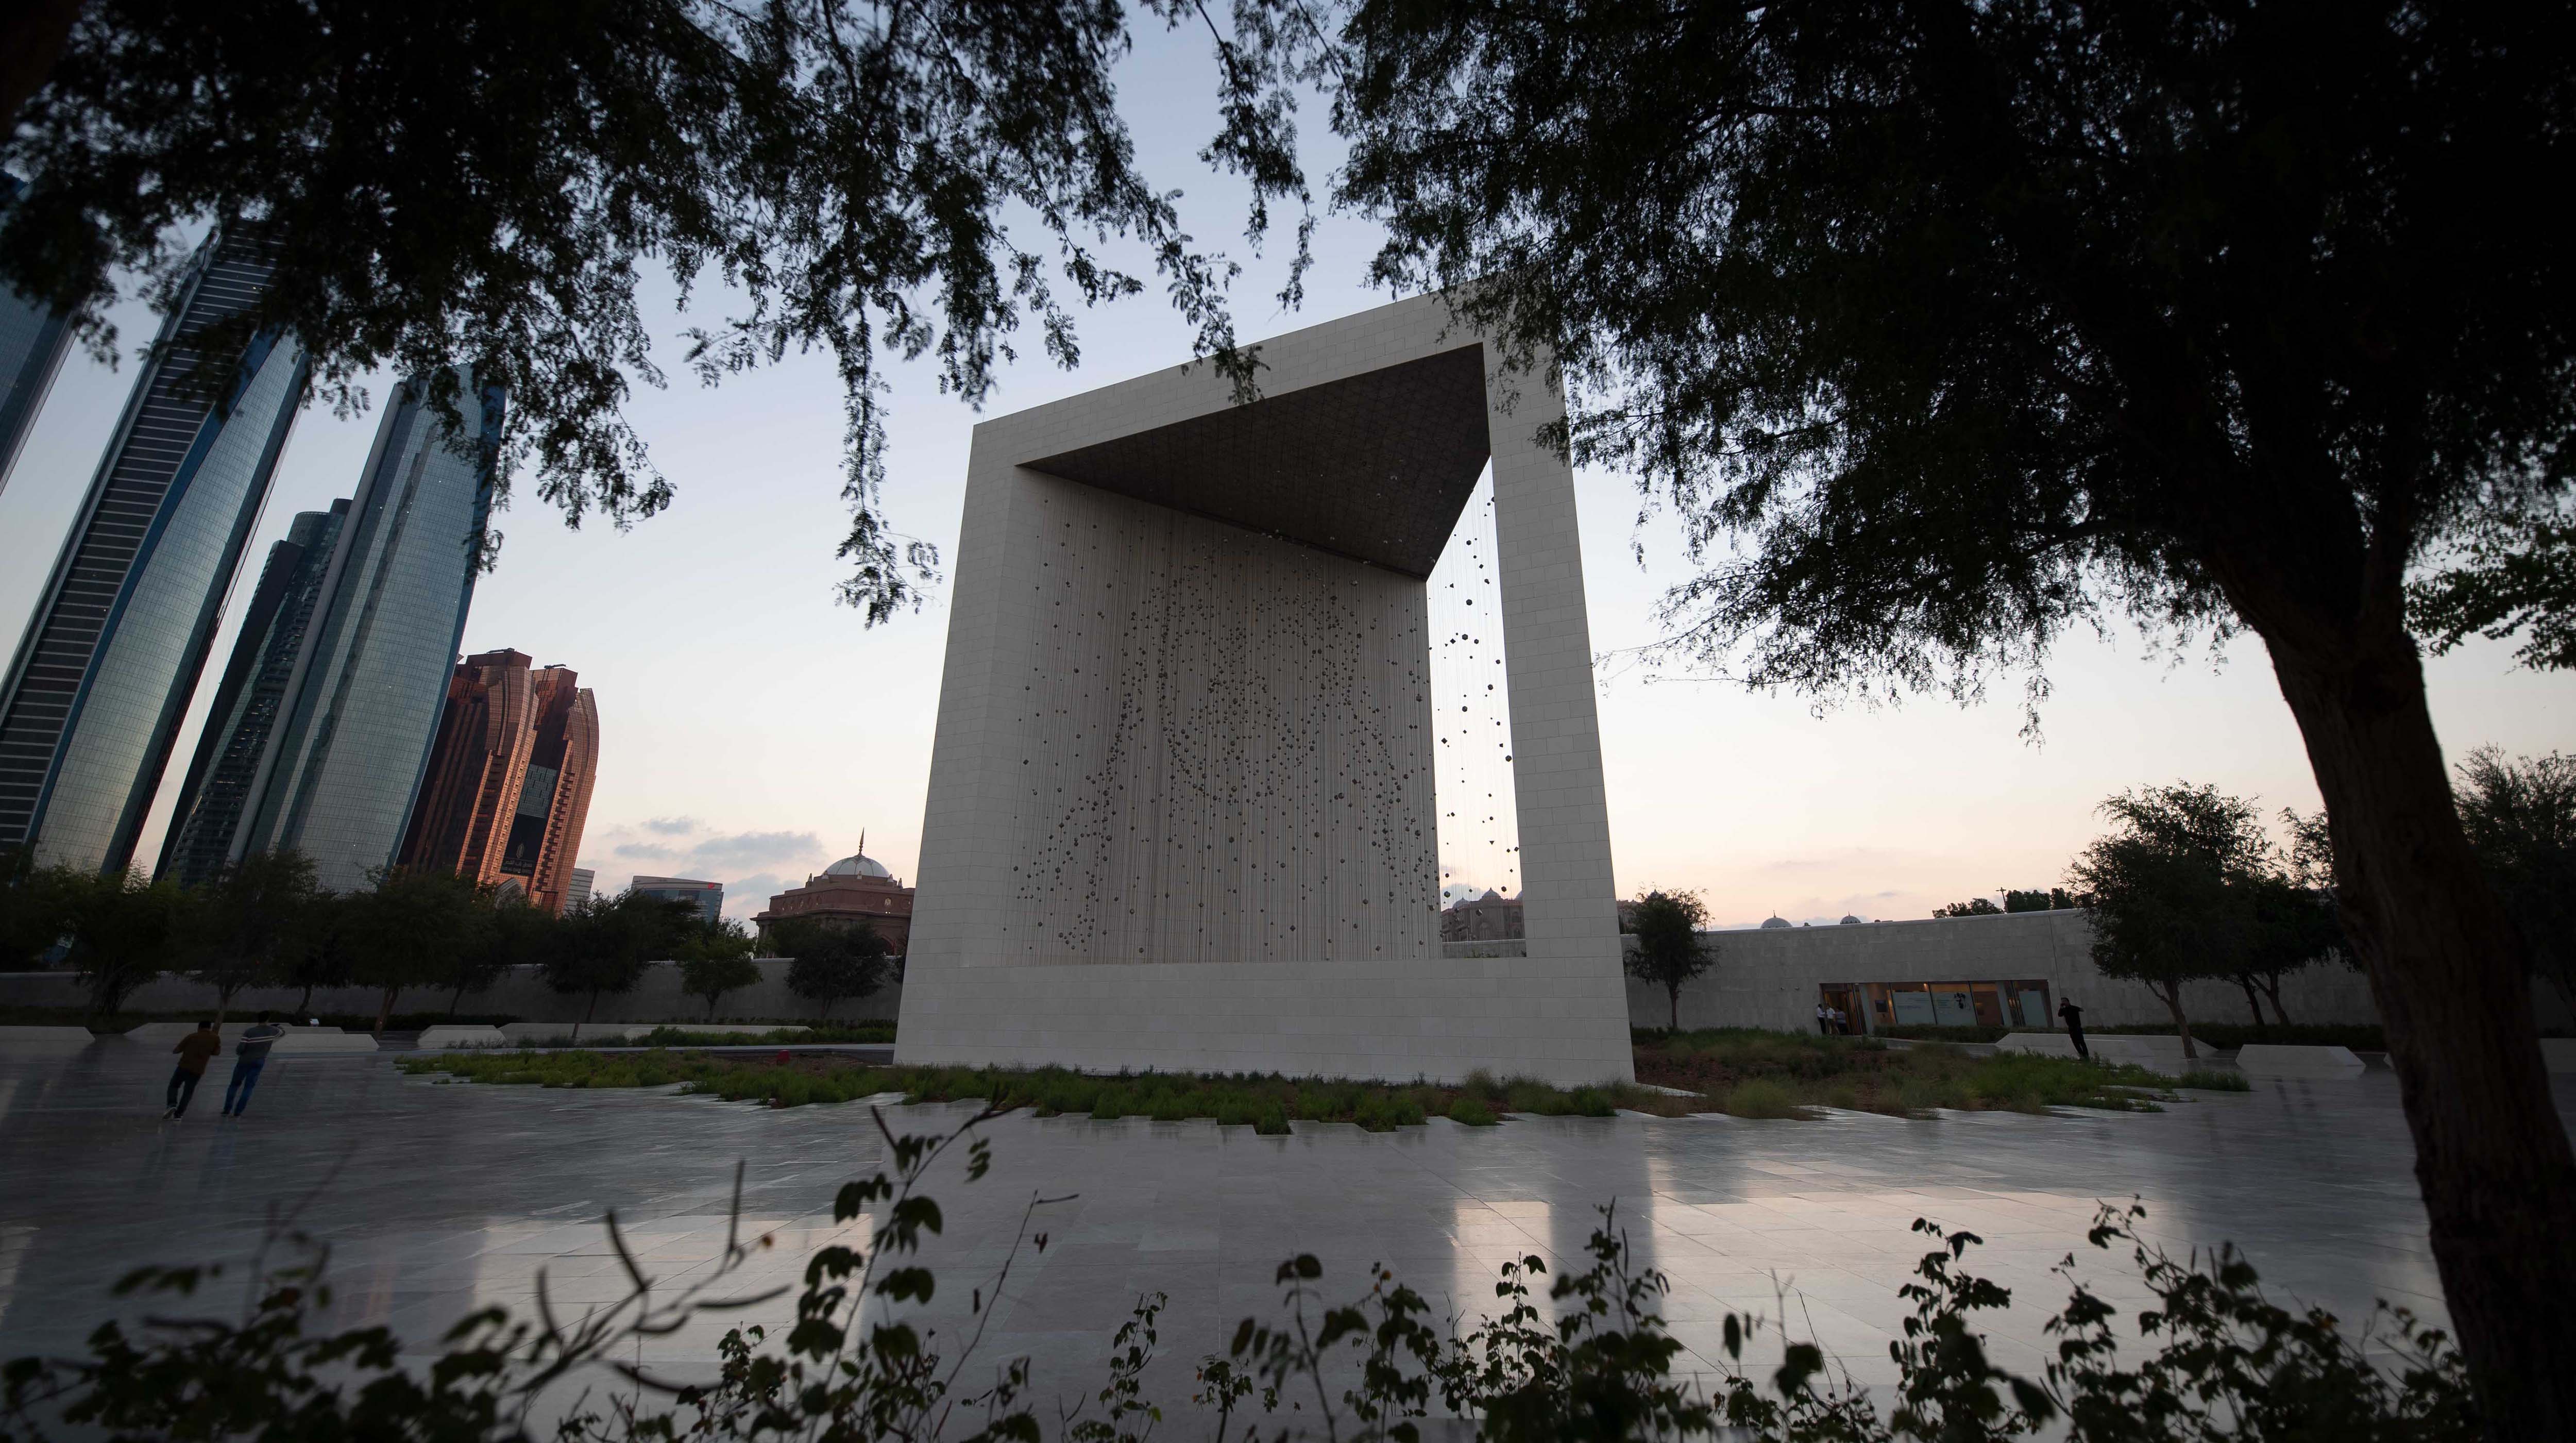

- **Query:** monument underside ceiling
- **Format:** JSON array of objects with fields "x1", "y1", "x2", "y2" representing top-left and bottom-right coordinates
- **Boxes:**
[{"x1": 1020, "y1": 344, "x2": 1492, "y2": 577}]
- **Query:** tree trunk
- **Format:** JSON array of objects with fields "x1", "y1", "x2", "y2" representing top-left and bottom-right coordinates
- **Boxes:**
[
  {"x1": 374, "y1": 985, "x2": 400, "y2": 1035},
  {"x1": 2257, "y1": 974, "x2": 2295, "y2": 1029},
  {"x1": 297, "y1": 981, "x2": 315, "y2": 1013},
  {"x1": 2235, "y1": 976, "x2": 2267, "y2": 1037},
  {"x1": 2259, "y1": 608, "x2": 2576, "y2": 1438},
  {"x1": 1668, "y1": 984, "x2": 1681, "y2": 1032},
  {"x1": 1, "y1": 0, "x2": 79, "y2": 133},
  {"x1": 449, "y1": 985, "x2": 466, "y2": 1016},
  {"x1": 2156, "y1": 983, "x2": 2198, "y2": 1061}
]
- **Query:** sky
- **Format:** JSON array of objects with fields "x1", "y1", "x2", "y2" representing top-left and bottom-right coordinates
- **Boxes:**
[{"x1": 1, "y1": 25, "x2": 2567, "y2": 931}]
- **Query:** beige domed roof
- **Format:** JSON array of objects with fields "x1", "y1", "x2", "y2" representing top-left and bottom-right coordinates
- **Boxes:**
[
  {"x1": 823, "y1": 849, "x2": 891, "y2": 880},
  {"x1": 1760, "y1": 915, "x2": 1793, "y2": 930}
]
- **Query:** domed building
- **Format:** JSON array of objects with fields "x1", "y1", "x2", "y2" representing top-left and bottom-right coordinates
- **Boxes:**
[{"x1": 754, "y1": 837, "x2": 914, "y2": 954}]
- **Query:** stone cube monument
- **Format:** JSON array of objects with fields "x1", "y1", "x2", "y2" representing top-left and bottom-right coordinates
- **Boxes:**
[{"x1": 896, "y1": 294, "x2": 1634, "y2": 1085}]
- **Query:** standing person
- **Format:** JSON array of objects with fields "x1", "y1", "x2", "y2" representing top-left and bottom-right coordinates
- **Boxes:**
[
  {"x1": 1815, "y1": 1002, "x2": 1832, "y2": 1036},
  {"x1": 2058, "y1": 997, "x2": 2090, "y2": 1060},
  {"x1": 164, "y1": 1020, "x2": 222, "y2": 1119},
  {"x1": 221, "y1": 1012, "x2": 285, "y2": 1117}
]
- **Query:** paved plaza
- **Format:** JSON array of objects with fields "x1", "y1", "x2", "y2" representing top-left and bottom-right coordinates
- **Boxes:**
[{"x1": 5, "y1": 1042, "x2": 2570, "y2": 1417}]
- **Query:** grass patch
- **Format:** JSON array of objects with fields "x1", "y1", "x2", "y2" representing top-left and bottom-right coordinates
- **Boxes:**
[
  {"x1": 1635, "y1": 1028, "x2": 2173, "y2": 1117},
  {"x1": 2177, "y1": 1068, "x2": 2253, "y2": 1092},
  {"x1": 397, "y1": 1051, "x2": 1679, "y2": 1128},
  {"x1": 1873, "y1": 1024, "x2": 2012, "y2": 1044},
  {"x1": 400, "y1": 1029, "x2": 2195, "y2": 1126}
]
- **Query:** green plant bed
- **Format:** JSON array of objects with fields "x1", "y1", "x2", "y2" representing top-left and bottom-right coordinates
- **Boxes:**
[
  {"x1": 1635, "y1": 1028, "x2": 2175, "y2": 1117},
  {"x1": 2177, "y1": 1069, "x2": 2253, "y2": 1092},
  {"x1": 398, "y1": 1050, "x2": 1678, "y2": 1127},
  {"x1": 2097, "y1": 1021, "x2": 2386, "y2": 1051},
  {"x1": 1873, "y1": 1023, "x2": 2012, "y2": 1043}
]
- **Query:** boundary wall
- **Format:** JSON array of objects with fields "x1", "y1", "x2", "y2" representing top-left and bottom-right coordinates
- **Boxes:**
[
  {"x1": 1626, "y1": 908, "x2": 2403, "y2": 1032},
  {"x1": 0, "y1": 961, "x2": 903, "y2": 1025}
]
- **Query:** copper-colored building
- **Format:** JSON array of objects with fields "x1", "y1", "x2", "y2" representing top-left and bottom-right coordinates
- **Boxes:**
[
  {"x1": 396, "y1": 648, "x2": 599, "y2": 913},
  {"x1": 755, "y1": 841, "x2": 914, "y2": 954}
]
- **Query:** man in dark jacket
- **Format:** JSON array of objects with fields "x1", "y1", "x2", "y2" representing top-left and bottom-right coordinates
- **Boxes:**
[
  {"x1": 2058, "y1": 998, "x2": 2090, "y2": 1060},
  {"x1": 165, "y1": 1021, "x2": 222, "y2": 1118},
  {"x1": 221, "y1": 1012, "x2": 286, "y2": 1117}
]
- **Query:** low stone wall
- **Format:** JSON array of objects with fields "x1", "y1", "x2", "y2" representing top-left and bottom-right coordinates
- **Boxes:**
[
  {"x1": 0, "y1": 960, "x2": 904, "y2": 1026},
  {"x1": 1621, "y1": 909, "x2": 2392, "y2": 1033}
]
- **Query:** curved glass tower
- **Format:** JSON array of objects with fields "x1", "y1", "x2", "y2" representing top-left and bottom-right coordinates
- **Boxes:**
[
  {"x1": 0, "y1": 231, "x2": 308, "y2": 871},
  {"x1": 0, "y1": 174, "x2": 76, "y2": 498},
  {"x1": 163, "y1": 374, "x2": 502, "y2": 892},
  {"x1": 156, "y1": 504, "x2": 346, "y2": 888}
]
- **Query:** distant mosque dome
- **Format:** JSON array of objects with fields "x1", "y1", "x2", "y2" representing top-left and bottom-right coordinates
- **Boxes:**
[
  {"x1": 823, "y1": 850, "x2": 892, "y2": 880},
  {"x1": 1840, "y1": 914, "x2": 1863, "y2": 925},
  {"x1": 1760, "y1": 915, "x2": 1793, "y2": 930}
]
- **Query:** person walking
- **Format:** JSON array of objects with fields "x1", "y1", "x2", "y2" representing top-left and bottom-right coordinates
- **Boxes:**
[
  {"x1": 2058, "y1": 997, "x2": 2090, "y2": 1060},
  {"x1": 164, "y1": 1020, "x2": 222, "y2": 1119},
  {"x1": 221, "y1": 1012, "x2": 285, "y2": 1117}
]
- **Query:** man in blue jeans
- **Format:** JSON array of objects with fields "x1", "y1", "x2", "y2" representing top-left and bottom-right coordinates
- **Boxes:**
[{"x1": 221, "y1": 1012, "x2": 286, "y2": 1116}]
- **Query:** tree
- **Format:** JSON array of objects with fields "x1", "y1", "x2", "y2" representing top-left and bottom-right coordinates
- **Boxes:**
[
  {"x1": 1623, "y1": 890, "x2": 1711, "y2": 1032},
  {"x1": 1933, "y1": 897, "x2": 2002, "y2": 918},
  {"x1": 776, "y1": 919, "x2": 893, "y2": 1020},
  {"x1": 0, "y1": 845, "x2": 77, "y2": 969},
  {"x1": 2233, "y1": 871, "x2": 2343, "y2": 1033},
  {"x1": 59, "y1": 868, "x2": 185, "y2": 1017},
  {"x1": 443, "y1": 888, "x2": 550, "y2": 1015},
  {"x1": 181, "y1": 850, "x2": 319, "y2": 1022},
  {"x1": 1302, "y1": 4, "x2": 2576, "y2": 1420},
  {"x1": 2067, "y1": 786, "x2": 2273, "y2": 1062},
  {"x1": 2412, "y1": 521, "x2": 2576, "y2": 671},
  {"x1": 0, "y1": 0, "x2": 1301, "y2": 622},
  {"x1": 2453, "y1": 748, "x2": 2576, "y2": 1020},
  {"x1": 344, "y1": 867, "x2": 485, "y2": 1033},
  {"x1": 277, "y1": 892, "x2": 356, "y2": 1016},
  {"x1": 548, "y1": 892, "x2": 695, "y2": 1034},
  {"x1": 2002, "y1": 887, "x2": 2076, "y2": 914},
  {"x1": 676, "y1": 918, "x2": 761, "y2": 1019}
]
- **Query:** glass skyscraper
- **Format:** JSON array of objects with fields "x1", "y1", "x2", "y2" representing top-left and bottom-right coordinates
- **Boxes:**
[
  {"x1": 156, "y1": 504, "x2": 347, "y2": 888},
  {"x1": 0, "y1": 175, "x2": 75, "y2": 498},
  {"x1": 161, "y1": 374, "x2": 502, "y2": 892},
  {"x1": 0, "y1": 230, "x2": 308, "y2": 871}
]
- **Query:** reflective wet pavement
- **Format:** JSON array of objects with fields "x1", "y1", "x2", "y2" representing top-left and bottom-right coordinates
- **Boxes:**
[{"x1": 4, "y1": 1041, "x2": 2568, "y2": 1412}]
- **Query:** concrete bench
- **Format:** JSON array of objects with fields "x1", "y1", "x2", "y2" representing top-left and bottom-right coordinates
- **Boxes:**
[
  {"x1": 0, "y1": 1025, "x2": 98, "y2": 1050},
  {"x1": 416, "y1": 1025, "x2": 509, "y2": 1050},
  {"x1": 493, "y1": 1022, "x2": 816, "y2": 1046},
  {"x1": 124, "y1": 1022, "x2": 337, "y2": 1043},
  {"x1": 2235, "y1": 1044, "x2": 2365, "y2": 1077},
  {"x1": 272, "y1": 1029, "x2": 379, "y2": 1054},
  {"x1": 2087, "y1": 1035, "x2": 2198, "y2": 1071},
  {"x1": 616, "y1": 1023, "x2": 812, "y2": 1040}
]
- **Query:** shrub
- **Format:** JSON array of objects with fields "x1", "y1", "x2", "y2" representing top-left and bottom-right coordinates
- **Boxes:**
[
  {"x1": 1446, "y1": 1096, "x2": 1497, "y2": 1127},
  {"x1": 2179, "y1": 1068, "x2": 2253, "y2": 1092},
  {"x1": 1724, "y1": 1078, "x2": 1802, "y2": 1118}
]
